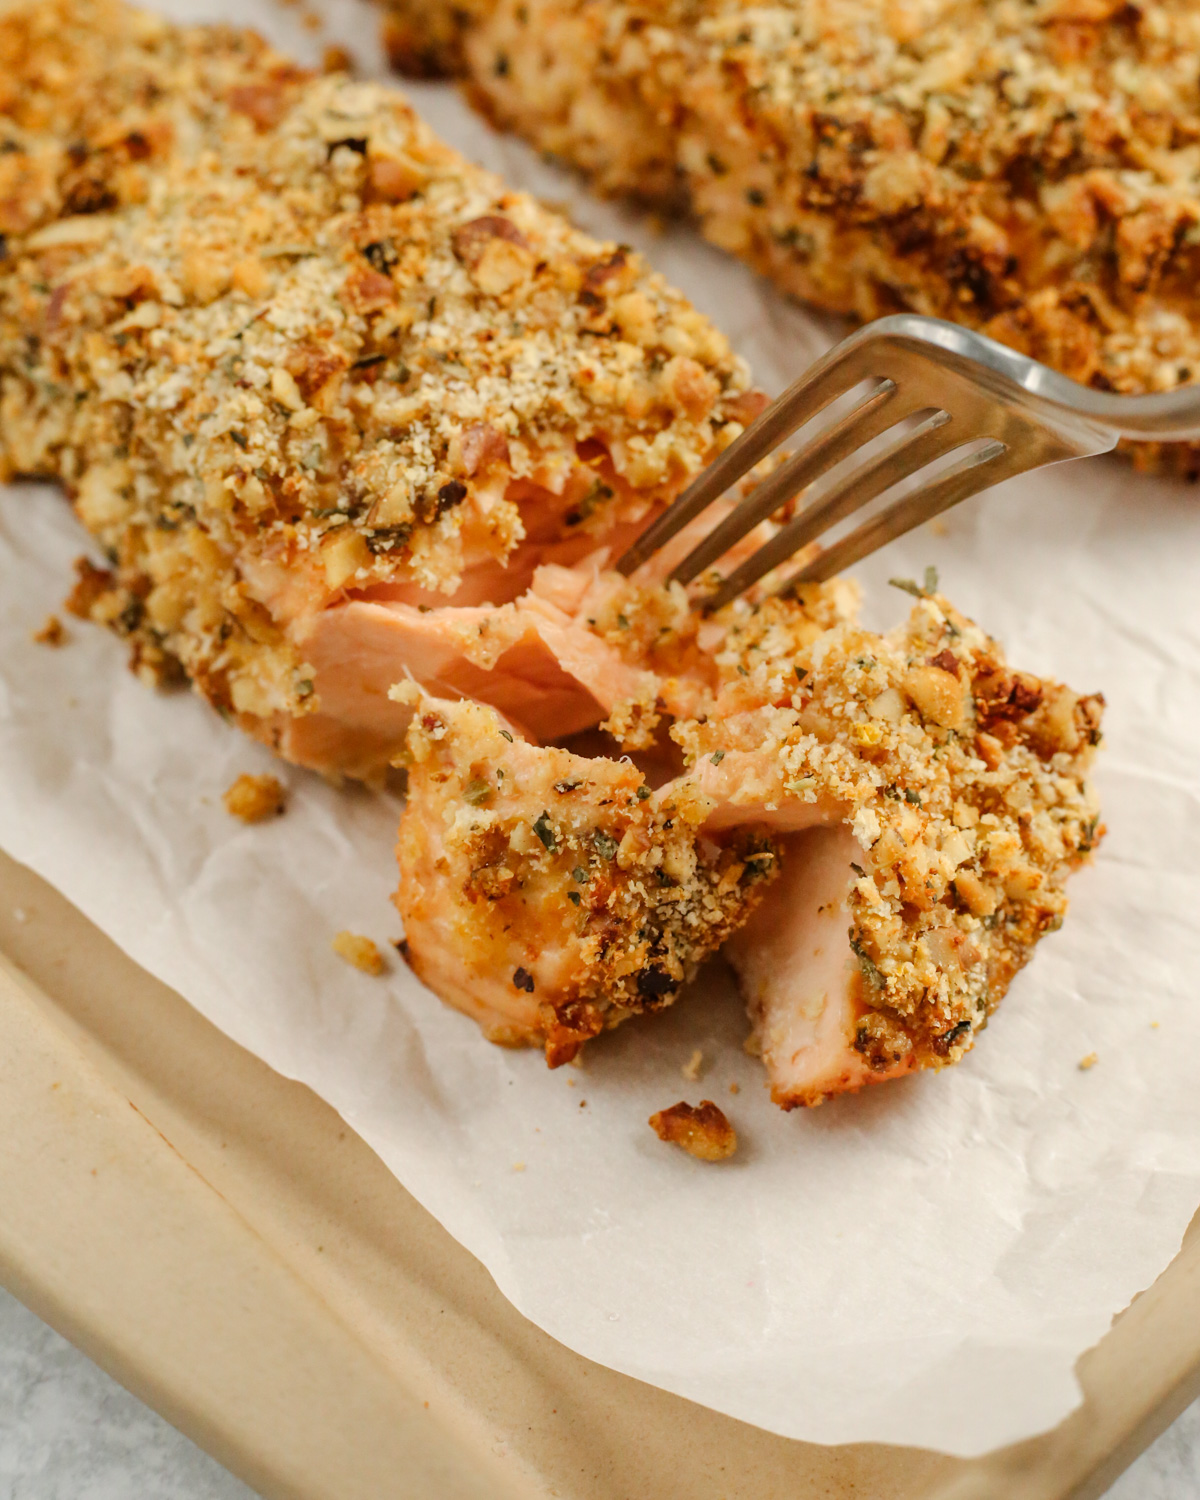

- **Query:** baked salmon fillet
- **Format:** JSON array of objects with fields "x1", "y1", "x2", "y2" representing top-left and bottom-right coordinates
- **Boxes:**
[
  {"x1": 382, "y1": 0, "x2": 1200, "y2": 476},
  {"x1": 0, "y1": 0, "x2": 757, "y2": 779},
  {"x1": 395, "y1": 575, "x2": 1103, "y2": 1102}
]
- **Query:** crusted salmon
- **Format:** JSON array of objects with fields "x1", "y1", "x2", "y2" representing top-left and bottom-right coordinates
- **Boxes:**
[
  {"x1": 1, "y1": 0, "x2": 1105, "y2": 1110},
  {"x1": 0, "y1": 0, "x2": 757, "y2": 780},
  {"x1": 395, "y1": 575, "x2": 1103, "y2": 1102},
  {"x1": 382, "y1": 0, "x2": 1200, "y2": 477}
]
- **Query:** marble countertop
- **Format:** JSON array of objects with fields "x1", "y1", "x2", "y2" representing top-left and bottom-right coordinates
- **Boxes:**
[{"x1": 2, "y1": 1286, "x2": 1197, "y2": 1499}]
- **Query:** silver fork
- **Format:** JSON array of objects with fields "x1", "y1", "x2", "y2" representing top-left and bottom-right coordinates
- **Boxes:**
[{"x1": 617, "y1": 313, "x2": 1200, "y2": 611}]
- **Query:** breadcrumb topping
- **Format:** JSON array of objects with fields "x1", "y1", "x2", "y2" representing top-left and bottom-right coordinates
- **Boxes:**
[{"x1": 387, "y1": 0, "x2": 1200, "y2": 474}]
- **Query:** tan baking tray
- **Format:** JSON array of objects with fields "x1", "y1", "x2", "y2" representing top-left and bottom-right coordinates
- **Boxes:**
[{"x1": 0, "y1": 843, "x2": 1197, "y2": 1500}]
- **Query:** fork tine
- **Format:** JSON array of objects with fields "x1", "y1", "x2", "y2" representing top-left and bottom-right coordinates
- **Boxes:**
[
  {"x1": 781, "y1": 440, "x2": 1017, "y2": 588},
  {"x1": 699, "y1": 410, "x2": 959, "y2": 612},
  {"x1": 616, "y1": 341, "x2": 882, "y2": 576},
  {"x1": 670, "y1": 380, "x2": 912, "y2": 585}
]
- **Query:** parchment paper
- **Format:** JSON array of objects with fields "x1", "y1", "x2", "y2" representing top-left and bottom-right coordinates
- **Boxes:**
[{"x1": 2, "y1": 0, "x2": 1200, "y2": 1455}]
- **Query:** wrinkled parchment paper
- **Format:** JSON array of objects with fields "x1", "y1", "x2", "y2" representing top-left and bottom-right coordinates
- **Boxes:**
[{"x1": 3, "y1": 0, "x2": 1200, "y2": 1455}]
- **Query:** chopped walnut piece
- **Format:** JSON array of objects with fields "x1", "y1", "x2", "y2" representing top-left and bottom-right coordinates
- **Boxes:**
[
  {"x1": 332, "y1": 930, "x2": 386, "y2": 975},
  {"x1": 223, "y1": 773, "x2": 287, "y2": 823},
  {"x1": 650, "y1": 1100, "x2": 738, "y2": 1162},
  {"x1": 33, "y1": 615, "x2": 66, "y2": 646}
]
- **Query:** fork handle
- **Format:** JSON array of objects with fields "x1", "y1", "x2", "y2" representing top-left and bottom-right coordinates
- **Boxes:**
[{"x1": 877, "y1": 315, "x2": 1200, "y2": 442}]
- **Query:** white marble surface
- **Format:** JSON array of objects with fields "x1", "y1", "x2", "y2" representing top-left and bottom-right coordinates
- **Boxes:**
[
  {"x1": 0, "y1": 1283, "x2": 1196, "y2": 1498},
  {"x1": 0, "y1": 1290, "x2": 254, "y2": 1499}
]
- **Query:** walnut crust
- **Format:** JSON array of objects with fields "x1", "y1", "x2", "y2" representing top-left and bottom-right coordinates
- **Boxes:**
[
  {"x1": 0, "y1": 0, "x2": 753, "y2": 762},
  {"x1": 383, "y1": 0, "x2": 1200, "y2": 476}
]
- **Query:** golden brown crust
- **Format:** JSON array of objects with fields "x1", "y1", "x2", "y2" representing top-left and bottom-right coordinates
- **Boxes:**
[
  {"x1": 0, "y1": 0, "x2": 753, "y2": 769},
  {"x1": 385, "y1": 0, "x2": 1200, "y2": 475}
]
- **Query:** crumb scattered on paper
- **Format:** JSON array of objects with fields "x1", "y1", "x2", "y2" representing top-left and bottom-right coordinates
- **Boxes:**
[
  {"x1": 32, "y1": 615, "x2": 65, "y2": 646},
  {"x1": 223, "y1": 773, "x2": 286, "y2": 823},
  {"x1": 332, "y1": 930, "x2": 385, "y2": 975},
  {"x1": 650, "y1": 1101, "x2": 738, "y2": 1162},
  {"x1": 729, "y1": 1082, "x2": 740, "y2": 1095},
  {"x1": 322, "y1": 42, "x2": 353, "y2": 72},
  {"x1": 682, "y1": 1048, "x2": 704, "y2": 1081},
  {"x1": 513, "y1": 1161, "x2": 526, "y2": 1172},
  {"x1": 1079, "y1": 1052, "x2": 1099, "y2": 1071}
]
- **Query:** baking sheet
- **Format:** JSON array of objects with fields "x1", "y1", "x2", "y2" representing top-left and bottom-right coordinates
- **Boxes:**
[
  {"x1": 7, "y1": 847, "x2": 1200, "y2": 1500},
  {"x1": 3, "y1": 0, "x2": 1200, "y2": 1457}
]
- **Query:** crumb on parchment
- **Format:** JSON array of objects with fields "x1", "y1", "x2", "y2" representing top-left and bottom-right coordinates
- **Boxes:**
[
  {"x1": 650, "y1": 1100, "x2": 737, "y2": 1162},
  {"x1": 1079, "y1": 1052, "x2": 1099, "y2": 1071},
  {"x1": 332, "y1": 930, "x2": 386, "y2": 975},
  {"x1": 223, "y1": 773, "x2": 287, "y2": 823},
  {"x1": 682, "y1": 1048, "x2": 704, "y2": 1082},
  {"x1": 322, "y1": 43, "x2": 355, "y2": 74},
  {"x1": 33, "y1": 615, "x2": 66, "y2": 646}
]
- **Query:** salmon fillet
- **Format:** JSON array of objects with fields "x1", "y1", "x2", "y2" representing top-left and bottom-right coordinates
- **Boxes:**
[
  {"x1": 381, "y1": 0, "x2": 1200, "y2": 477},
  {"x1": 0, "y1": 0, "x2": 757, "y2": 780},
  {"x1": 395, "y1": 576, "x2": 1104, "y2": 1101}
]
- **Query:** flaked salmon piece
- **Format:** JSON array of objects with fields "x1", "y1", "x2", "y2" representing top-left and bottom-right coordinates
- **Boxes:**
[
  {"x1": 674, "y1": 588, "x2": 1104, "y2": 1105},
  {"x1": 276, "y1": 564, "x2": 659, "y2": 778},
  {"x1": 394, "y1": 580, "x2": 1104, "y2": 1101},
  {"x1": 395, "y1": 690, "x2": 777, "y2": 1063},
  {"x1": 0, "y1": 0, "x2": 756, "y2": 779},
  {"x1": 726, "y1": 827, "x2": 917, "y2": 1109}
]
